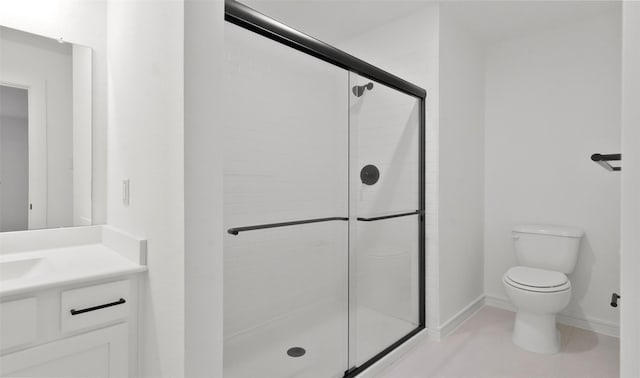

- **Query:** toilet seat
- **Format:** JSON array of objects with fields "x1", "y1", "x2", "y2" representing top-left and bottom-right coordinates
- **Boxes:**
[{"x1": 504, "y1": 266, "x2": 570, "y2": 293}]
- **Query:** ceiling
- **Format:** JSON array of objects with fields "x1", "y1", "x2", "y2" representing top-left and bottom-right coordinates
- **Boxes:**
[
  {"x1": 237, "y1": 0, "x2": 621, "y2": 45},
  {"x1": 442, "y1": 1, "x2": 621, "y2": 44}
]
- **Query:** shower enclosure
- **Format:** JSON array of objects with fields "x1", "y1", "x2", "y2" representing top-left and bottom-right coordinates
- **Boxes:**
[{"x1": 223, "y1": 2, "x2": 425, "y2": 377}]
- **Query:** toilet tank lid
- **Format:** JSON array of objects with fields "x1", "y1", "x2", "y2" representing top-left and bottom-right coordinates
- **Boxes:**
[{"x1": 512, "y1": 224, "x2": 584, "y2": 238}]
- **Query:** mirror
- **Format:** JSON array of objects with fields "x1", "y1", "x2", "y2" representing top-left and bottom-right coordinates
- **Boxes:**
[{"x1": 0, "y1": 25, "x2": 92, "y2": 232}]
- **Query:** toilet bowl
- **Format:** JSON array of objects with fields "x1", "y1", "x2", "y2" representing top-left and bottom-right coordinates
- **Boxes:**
[{"x1": 503, "y1": 266, "x2": 571, "y2": 354}]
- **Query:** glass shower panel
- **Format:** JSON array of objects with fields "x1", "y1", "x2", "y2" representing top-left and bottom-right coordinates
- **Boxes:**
[
  {"x1": 349, "y1": 73, "x2": 421, "y2": 366},
  {"x1": 224, "y1": 224, "x2": 349, "y2": 378},
  {"x1": 223, "y1": 23, "x2": 349, "y2": 378}
]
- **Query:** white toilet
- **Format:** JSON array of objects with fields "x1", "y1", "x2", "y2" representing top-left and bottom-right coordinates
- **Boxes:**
[{"x1": 503, "y1": 224, "x2": 584, "y2": 354}]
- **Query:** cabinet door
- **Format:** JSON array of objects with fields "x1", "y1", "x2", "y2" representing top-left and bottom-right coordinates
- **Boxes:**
[{"x1": 0, "y1": 323, "x2": 128, "y2": 378}]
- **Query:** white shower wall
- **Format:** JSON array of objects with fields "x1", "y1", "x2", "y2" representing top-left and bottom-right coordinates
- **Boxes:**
[{"x1": 484, "y1": 10, "x2": 622, "y2": 333}]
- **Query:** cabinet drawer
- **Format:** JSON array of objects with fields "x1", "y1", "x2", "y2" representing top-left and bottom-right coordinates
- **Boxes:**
[
  {"x1": 0, "y1": 297, "x2": 37, "y2": 351},
  {"x1": 61, "y1": 280, "x2": 130, "y2": 333}
]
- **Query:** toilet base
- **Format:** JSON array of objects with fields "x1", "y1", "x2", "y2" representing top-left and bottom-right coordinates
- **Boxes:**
[{"x1": 512, "y1": 311, "x2": 561, "y2": 354}]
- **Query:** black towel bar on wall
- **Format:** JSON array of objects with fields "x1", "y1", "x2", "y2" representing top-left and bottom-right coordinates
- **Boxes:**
[{"x1": 591, "y1": 153, "x2": 621, "y2": 172}]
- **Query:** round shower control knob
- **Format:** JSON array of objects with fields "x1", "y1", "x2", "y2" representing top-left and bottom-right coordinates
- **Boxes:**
[{"x1": 361, "y1": 165, "x2": 380, "y2": 185}]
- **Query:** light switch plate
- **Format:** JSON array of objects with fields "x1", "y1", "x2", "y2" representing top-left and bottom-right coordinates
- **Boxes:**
[{"x1": 122, "y1": 180, "x2": 130, "y2": 206}]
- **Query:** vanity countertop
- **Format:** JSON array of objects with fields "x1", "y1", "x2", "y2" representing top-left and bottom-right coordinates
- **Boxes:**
[
  {"x1": 0, "y1": 244, "x2": 147, "y2": 298},
  {"x1": 0, "y1": 225, "x2": 147, "y2": 298}
]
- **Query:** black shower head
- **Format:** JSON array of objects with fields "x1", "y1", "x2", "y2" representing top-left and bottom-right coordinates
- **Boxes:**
[{"x1": 352, "y1": 82, "x2": 374, "y2": 97}]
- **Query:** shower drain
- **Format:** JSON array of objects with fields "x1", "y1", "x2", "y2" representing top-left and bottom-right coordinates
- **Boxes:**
[{"x1": 287, "y1": 347, "x2": 306, "y2": 357}]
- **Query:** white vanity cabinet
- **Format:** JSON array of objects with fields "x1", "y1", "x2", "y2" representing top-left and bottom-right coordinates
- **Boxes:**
[
  {"x1": 1, "y1": 323, "x2": 128, "y2": 377},
  {"x1": 0, "y1": 225, "x2": 147, "y2": 378},
  {"x1": 0, "y1": 277, "x2": 140, "y2": 378}
]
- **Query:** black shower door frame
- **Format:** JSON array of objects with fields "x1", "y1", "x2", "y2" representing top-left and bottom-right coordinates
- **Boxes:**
[{"x1": 224, "y1": 1, "x2": 427, "y2": 376}]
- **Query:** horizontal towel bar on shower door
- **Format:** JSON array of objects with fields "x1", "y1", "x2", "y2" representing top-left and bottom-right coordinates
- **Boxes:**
[
  {"x1": 227, "y1": 210, "x2": 425, "y2": 235},
  {"x1": 357, "y1": 210, "x2": 424, "y2": 222},
  {"x1": 227, "y1": 216, "x2": 348, "y2": 235}
]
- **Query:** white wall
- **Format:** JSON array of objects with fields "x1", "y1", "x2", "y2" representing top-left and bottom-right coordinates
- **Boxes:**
[
  {"x1": 438, "y1": 6, "x2": 486, "y2": 326},
  {"x1": 0, "y1": 0, "x2": 108, "y2": 225},
  {"x1": 621, "y1": 2, "x2": 640, "y2": 376},
  {"x1": 184, "y1": 0, "x2": 225, "y2": 376},
  {"x1": 337, "y1": 7, "x2": 437, "y2": 97},
  {"x1": 484, "y1": 11, "x2": 622, "y2": 331},
  {"x1": 106, "y1": 1, "x2": 184, "y2": 377}
]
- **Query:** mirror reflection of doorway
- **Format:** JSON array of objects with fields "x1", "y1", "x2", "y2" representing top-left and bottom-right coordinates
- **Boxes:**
[{"x1": 0, "y1": 84, "x2": 29, "y2": 232}]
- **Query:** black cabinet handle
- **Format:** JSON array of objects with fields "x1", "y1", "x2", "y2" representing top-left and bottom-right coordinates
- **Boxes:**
[{"x1": 70, "y1": 298, "x2": 126, "y2": 315}]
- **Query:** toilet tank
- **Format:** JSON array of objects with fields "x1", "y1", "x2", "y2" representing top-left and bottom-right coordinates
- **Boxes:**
[{"x1": 512, "y1": 225, "x2": 584, "y2": 273}]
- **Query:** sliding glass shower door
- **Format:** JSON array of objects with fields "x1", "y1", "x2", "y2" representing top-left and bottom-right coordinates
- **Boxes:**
[
  {"x1": 348, "y1": 73, "x2": 422, "y2": 369},
  {"x1": 223, "y1": 22, "x2": 350, "y2": 378},
  {"x1": 223, "y1": 18, "x2": 424, "y2": 378}
]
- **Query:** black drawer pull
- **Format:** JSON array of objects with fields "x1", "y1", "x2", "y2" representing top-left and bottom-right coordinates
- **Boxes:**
[{"x1": 70, "y1": 298, "x2": 126, "y2": 315}]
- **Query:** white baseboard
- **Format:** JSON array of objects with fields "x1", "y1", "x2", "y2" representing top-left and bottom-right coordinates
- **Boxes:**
[
  {"x1": 484, "y1": 294, "x2": 620, "y2": 338},
  {"x1": 484, "y1": 294, "x2": 516, "y2": 312},
  {"x1": 432, "y1": 295, "x2": 486, "y2": 341},
  {"x1": 362, "y1": 329, "x2": 428, "y2": 378}
]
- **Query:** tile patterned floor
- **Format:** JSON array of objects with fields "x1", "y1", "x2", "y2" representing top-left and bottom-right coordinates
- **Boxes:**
[{"x1": 378, "y1": 306, "x2": 619, "y2": 378}]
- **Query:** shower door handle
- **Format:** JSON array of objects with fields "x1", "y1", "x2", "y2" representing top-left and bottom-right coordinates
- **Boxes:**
[
  {"x1": 357, "y1": 210, "x2": 424, "y2": 222},
  {"x1": 227, "y1": 216, "x2": 348, "y2": 235},
  {"x1": 228, "y1": 210, "x2": 425, "y2": 234}
]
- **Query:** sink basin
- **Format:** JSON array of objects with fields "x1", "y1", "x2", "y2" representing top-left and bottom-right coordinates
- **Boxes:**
[{"x1": 0, "y1": 257, "x2": 48, "y2": 281}]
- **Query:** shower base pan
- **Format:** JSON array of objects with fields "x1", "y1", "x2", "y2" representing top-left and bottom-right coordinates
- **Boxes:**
[{"x1": 224, "y1": 302, "x2": 416, "y2": 378}]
